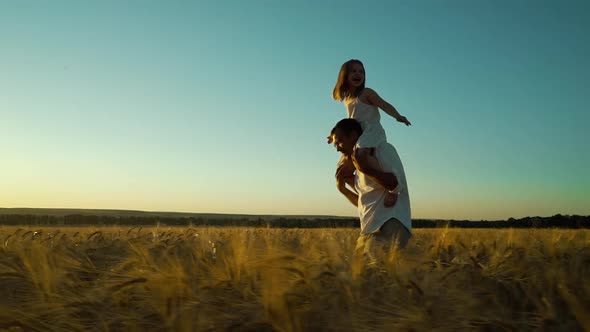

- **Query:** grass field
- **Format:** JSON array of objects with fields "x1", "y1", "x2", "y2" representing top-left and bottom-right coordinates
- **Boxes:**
[{"x1": 0, "y1": 226, "x2": 588, "y2": 331}]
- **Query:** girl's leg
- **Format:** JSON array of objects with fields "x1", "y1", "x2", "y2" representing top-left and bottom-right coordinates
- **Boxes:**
[{"x1": 355, "y1": 147, "x2": 397, "y2": 207}]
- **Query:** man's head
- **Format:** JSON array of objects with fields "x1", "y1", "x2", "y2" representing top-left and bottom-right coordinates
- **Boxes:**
[{"x1": 331, "y1": 118, "x2": 363, "y2": 156}]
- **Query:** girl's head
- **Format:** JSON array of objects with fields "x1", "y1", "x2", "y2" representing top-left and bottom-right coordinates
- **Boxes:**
[{"x1": 333, "y1": 59, "x2": 365, "y2": 101}]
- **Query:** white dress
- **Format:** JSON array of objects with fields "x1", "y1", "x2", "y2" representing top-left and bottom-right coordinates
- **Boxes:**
[{"x1": 345, "y1": 97, "x2": 387, "y2": 149}]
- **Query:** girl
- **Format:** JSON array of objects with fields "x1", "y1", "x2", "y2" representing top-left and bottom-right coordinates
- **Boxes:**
[{"x1": 330, "y1": 59, "x2": 411, "y2": 206}]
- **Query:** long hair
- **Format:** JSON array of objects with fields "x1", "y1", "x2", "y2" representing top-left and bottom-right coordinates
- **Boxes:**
[{"x1": 332, "y1": 59, "x2": 365, "y2": 101}]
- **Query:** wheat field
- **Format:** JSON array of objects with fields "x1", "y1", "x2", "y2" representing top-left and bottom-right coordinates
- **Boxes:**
[{"x1": 0, "y1": 226, "x2": 588, "y2": 332}]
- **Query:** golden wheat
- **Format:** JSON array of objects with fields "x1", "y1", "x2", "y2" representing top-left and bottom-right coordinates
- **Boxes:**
[{"x1": 0, "y1": 226, "x2": 588, "y2": 331}]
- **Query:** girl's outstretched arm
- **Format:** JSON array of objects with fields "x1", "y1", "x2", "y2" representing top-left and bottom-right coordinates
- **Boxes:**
[{"x1": 365, "y1": 88, "x2": 411, "y2": 126}]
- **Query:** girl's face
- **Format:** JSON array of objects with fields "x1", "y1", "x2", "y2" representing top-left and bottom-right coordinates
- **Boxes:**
[{"x1": 346, "y1": 63, "x2": 365, "y2": 89}]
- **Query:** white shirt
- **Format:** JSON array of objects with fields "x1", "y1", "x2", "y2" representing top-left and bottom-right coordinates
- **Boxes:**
[{"x1": 354, "y1": 142, "x2": 411, "y2": 235}]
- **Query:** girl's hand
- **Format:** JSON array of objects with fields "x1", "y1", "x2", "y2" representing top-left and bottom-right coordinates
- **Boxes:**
[
  {"x1": 397, "y1": 115, "x2": 411, "y2": 126},
  {"x1": 327, "y1": 135, "x2": 333, "y2": 144}
]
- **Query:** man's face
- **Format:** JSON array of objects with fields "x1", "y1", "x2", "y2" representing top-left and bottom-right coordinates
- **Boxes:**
[{"x1": 332, "y1": 128, "x2": 357, "y2": 156}]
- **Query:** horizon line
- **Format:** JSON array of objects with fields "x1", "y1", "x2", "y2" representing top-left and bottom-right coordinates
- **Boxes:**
[{"x1": 1, "y1": 207, "x2": 584, "y2": 222}]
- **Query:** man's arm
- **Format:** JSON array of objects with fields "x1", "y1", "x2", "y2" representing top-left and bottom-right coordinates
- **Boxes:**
[
  {"x1": 336, "y1": 156, "x2": 359, "y2": 207},
  {"x1": 337, "y1": 180, "x2": 359, "y2": 207},
  {"x1": 353, "y1": 148, "x2": 399, "y2": 192}
]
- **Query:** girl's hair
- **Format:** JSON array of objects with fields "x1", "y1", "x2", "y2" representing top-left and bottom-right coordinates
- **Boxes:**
[{"x1": 332, "y1": 59, "x2": 365, "y2": 101}]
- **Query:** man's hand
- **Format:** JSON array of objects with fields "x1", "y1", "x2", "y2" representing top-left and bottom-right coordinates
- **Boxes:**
[{"x1": 384, "y1": 192, "x2": 398, "y2": 207}]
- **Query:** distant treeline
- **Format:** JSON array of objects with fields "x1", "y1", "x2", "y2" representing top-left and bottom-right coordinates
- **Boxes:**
[{"x1": 0, "y1": 214, "x2": 589, "y2": 228}]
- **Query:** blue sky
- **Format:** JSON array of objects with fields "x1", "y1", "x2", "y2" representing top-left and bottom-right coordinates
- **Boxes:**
[{"x1": 1, "y1": 0, "x2": 589, "y2": 220}]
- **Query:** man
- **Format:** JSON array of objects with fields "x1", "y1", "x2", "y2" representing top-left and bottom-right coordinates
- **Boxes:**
[{"x1": 331, "y1": 118, "x2": 411, "y2": 262}]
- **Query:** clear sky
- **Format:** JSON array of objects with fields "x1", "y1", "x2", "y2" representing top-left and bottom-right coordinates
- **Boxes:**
[{"x1": 2, "y1": 0, "x2": 589, "y2": 220}]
